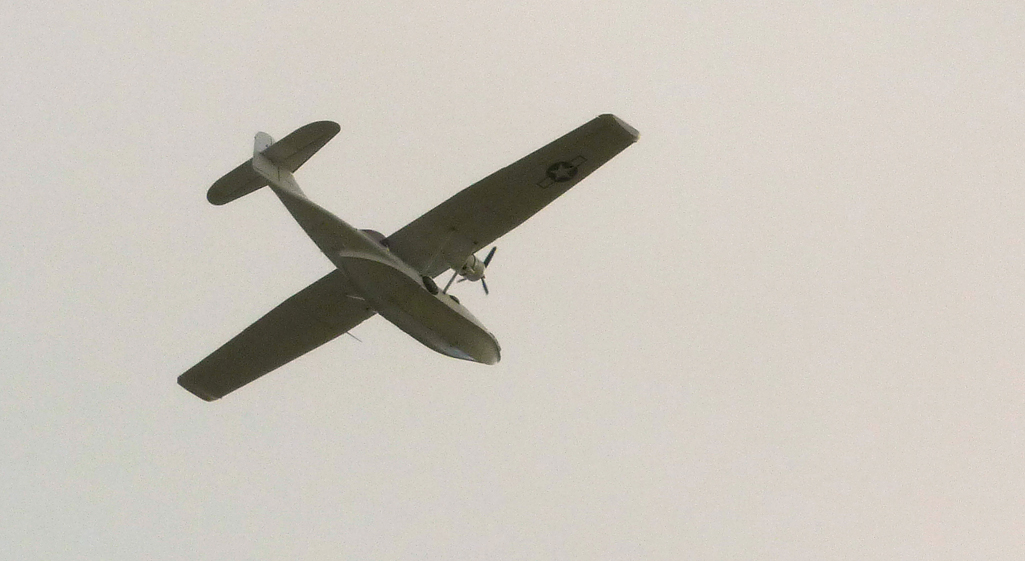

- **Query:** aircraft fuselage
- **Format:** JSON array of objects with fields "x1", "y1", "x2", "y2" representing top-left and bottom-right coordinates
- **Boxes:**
[
  {"x1": 331, "y1": 246, "x2": 501, "y2": 365},
  {"x1": 263, "y1": 160, "x2": 501, "y2": 365}
]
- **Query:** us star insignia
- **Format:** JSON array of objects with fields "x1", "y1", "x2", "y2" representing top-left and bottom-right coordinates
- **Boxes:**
[{"x1": 538, "y1": 156, "x2": 587, "y2": 188}]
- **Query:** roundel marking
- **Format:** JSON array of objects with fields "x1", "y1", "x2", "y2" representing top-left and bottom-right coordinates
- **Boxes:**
[{"x1": 546, "y1": 161, "x2": 579, "y2": 183}]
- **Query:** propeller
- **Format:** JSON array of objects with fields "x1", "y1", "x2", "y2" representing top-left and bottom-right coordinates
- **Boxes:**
[
  {"x1": 479, "y1": 246, "x2": 496, "y2": 295},
  {"x1": 442, "y1": 269, "x2": 459, "y2": 293},
  {"x1": 443, "y1": 246, "x2": 496, "y2": 295}
]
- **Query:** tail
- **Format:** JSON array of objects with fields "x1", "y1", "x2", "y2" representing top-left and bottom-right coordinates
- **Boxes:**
[{"x1": 206, "y1": 121, "x2": 340, "y2": 205}]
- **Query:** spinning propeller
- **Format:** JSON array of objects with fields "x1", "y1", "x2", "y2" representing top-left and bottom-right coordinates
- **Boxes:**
[{"x1": 443, "y1": 246, "x2": 497, "y2": 295}]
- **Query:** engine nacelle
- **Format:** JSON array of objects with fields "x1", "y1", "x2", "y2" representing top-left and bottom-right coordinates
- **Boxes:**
[{"x1": 458, "y1": 254, "x2": 486, "y2": 281}]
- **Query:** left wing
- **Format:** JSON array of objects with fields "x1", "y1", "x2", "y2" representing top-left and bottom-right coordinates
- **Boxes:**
[
  {"x1": 178, "y1": 270, "x2": 375, "y2": 401},
  {"x1": 386, "y1": 114, "x2": 638, "y2": 277}
]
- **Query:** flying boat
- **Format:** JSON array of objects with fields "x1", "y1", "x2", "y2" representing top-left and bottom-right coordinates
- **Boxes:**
[{"x1": 178, "y1": 114, "x2": 638, "y2": 400}]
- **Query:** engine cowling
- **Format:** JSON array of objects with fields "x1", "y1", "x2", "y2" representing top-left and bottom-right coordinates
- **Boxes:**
[
  {"x1": 444, "y1": 247, "x2": 496, "y2": 295},
  {"x1": 458, "y1": 254, "x2": 486, "y2": 281}
]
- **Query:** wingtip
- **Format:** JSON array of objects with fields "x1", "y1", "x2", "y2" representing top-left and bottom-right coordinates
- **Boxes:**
[
  {"x1": 599, "y1": 113, "x2": 640, "y2": 142},
  {"x1": 178, "y1": 376, "x2": 221, "y2": 402}
]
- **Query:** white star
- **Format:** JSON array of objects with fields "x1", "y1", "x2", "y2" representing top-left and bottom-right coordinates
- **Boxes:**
[{"x1": 550, "y1": 162, "x2": 576, "y2": 181}]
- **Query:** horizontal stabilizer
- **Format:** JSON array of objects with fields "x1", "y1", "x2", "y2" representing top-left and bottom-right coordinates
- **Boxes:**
[{"x1": 206, "y1": 121, "x2": 340, "y2": 205}]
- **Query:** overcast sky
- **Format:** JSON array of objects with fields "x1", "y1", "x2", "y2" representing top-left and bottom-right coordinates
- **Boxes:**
[{"x1": 2, "y1": 2, "x2": 1024, "y2": 559}]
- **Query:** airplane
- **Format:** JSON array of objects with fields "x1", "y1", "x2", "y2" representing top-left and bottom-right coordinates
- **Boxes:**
[{"x1": 178, "y1": 114, "x2": 639, "y2": 401}]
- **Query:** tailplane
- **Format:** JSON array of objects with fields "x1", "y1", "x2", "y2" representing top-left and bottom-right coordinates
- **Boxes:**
[{"x1": 206, "y1": 121, "x2": 340, "y2": 205}]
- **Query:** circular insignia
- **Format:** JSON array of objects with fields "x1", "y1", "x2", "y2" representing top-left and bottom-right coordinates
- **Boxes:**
[{"x1": 546, "y1": 161, "x2": 579, "y2": 183}]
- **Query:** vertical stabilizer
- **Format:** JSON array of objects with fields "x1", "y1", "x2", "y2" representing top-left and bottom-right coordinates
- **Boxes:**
[
  {"x1": 254, "y1": 131, "x2": 274, "y2": 153},
  {"x1": 252, "y1": 132, "x2": 306, "y2": 199}
]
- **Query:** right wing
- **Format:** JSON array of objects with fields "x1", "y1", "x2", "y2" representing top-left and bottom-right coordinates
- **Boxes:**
[
  {"x1": 178, "y1": 270, "x2": 375, "y2": 401},
  {"x1": 386, "y1": 114, "x2": 639, "y2": 277}
]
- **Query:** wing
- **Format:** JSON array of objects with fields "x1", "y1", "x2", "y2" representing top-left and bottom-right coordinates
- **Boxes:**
[
  {"x1": 386, "y1": 114, "x2": 639, "y2": 277},
  {"x1": 177, "y1": 270, "x2": 375, "y2": 401}
]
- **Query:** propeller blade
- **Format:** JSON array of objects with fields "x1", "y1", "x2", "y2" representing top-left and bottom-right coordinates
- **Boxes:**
[
  {"x1": 442, "y1": 270, "x2": 458, "y2": 293},
  {"x1": 451, "y1": 247, "x2": 497, "y2": 294}
]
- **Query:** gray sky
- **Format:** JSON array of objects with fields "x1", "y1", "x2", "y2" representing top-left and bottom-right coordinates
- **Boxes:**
[{"x1": 2, "y1": 2, "x2": 1023, "y2": 559}]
